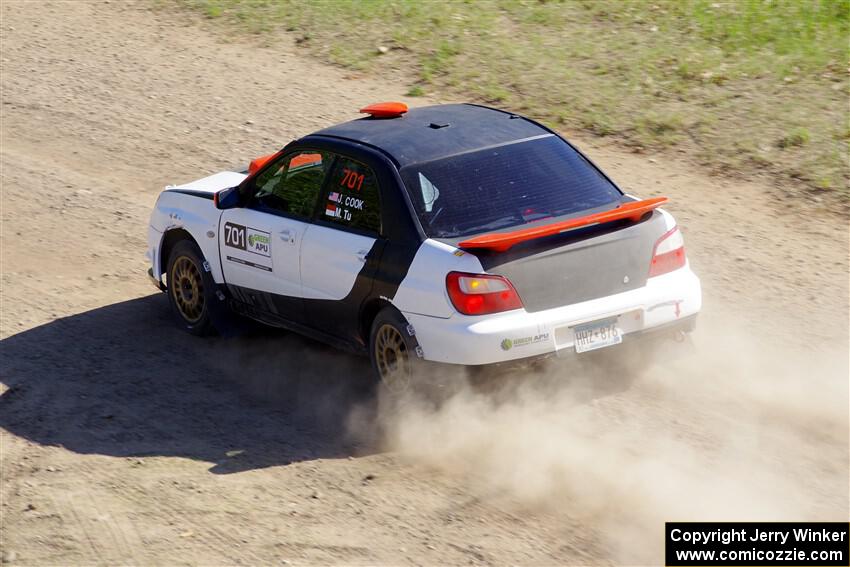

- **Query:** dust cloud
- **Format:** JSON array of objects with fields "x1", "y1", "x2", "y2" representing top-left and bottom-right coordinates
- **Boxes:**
[
  {"x1": 367, "y1": 311, "x2": 849, "y2": 564},
  {"x1": 204, "y1": 308, "x2": 847, "y2": 564}
]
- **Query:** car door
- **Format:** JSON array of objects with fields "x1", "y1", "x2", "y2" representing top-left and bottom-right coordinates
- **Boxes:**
[
  {"x1": 220, "y1": 150, "x2": 330, "y2": 323},
  {"x1": 299, "y1": 154, "x2": 385, "y2": 340}
]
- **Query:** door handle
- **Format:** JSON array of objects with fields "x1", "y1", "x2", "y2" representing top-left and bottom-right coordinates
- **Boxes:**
[
  {"x1": 279, "y1": 229, "x2": 295, "y2": 243},
  {"x1": 355, "y1": 249, "x2": 369, "y2": 262}
]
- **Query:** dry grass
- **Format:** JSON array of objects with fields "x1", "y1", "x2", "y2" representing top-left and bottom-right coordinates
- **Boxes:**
[{"x1": 174, "y1": 0, "x2": 849, "y2": 203}]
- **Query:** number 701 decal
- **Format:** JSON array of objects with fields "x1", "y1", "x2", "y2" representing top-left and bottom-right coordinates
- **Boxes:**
[
  {"x1": 340, "y1": 168, "x2": 365, "y2": 191},
  {"x1": 224, "y1": 222, "x2": 271, "y2": 258},
  {"x1": 224, "y1": 222, "x2": 246, "y2": 249}
]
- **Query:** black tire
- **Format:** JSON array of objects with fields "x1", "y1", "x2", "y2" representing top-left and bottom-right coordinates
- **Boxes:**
[
  {"x1": 368, "y1": 309, "x2": 471, "y2": 415},
  {"x1": 165, "y1": 239, "x2": 216, "y2": 336},
  {"x1": 368, "y1": 307, "x2": 425, "y2": 398}
]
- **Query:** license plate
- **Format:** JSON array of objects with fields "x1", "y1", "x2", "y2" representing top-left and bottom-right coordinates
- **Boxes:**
[{"x1": 573, "y1": 317, "x2": 622, "y2": 353}]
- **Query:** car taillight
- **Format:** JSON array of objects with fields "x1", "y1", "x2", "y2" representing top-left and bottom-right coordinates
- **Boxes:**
[
  {"x1": 649, "y1": 226, "x2": 686, "y2": 277},
  {"x1": 446, "y1": 271, "x2": 523, "y2": 315}
]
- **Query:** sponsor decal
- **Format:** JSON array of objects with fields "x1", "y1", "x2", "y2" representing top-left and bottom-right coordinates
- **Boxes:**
[
  {"x1": 224, "y1": 222, "x2": 271, "y2": 258},
  {"x1": 247, "y1": 232, "x2": 270, "y2": 256},
  {"x1": 501, "y1": 333, "x2": 550, "y2": 351},
  {"x1": 453, "y1": 249, "x2": 466, "y2": 257},
  {"x1": 224, "y1": 222, "x2": 272, "y2": 271},
  {"x1": 226, "y1": 255, "x2": 272, "y2": 272}
]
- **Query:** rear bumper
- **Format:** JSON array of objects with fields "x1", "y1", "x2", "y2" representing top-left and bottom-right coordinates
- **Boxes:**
[
  {"x1": 625, "y1": 310, "x2": 697, "y2": 340},
  {"x1": 404, "y1": 265, "x2": 701, "y2": 366},
  {"x1": 481, "y1": 313, "x2": 697, "y2": 372}
]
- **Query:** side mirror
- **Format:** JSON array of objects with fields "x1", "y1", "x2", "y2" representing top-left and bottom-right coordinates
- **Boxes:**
[{"x1": 214, "y1": 186, "x2": 241, "y2": 210}]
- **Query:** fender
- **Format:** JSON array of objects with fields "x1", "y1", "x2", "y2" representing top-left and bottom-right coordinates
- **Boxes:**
[
  {"x1": 391, "y1": 239, "x2": 486, "y2": 319},
  {"x1": 150, "y1": 191, "x2": 225, "y2": 284}
]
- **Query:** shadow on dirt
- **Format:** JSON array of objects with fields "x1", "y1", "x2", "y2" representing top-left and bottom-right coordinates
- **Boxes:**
[
  {"x1": 0, "y1": 294, "x2": 378, "y2": 474},
  {"x1": 0, "y1": 295, "x2": 645, "y2": 475}
]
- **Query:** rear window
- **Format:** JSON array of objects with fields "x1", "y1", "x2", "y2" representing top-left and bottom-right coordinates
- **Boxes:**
[{"x1": 399, "y1": 135, "x2": 622, "y2": 238}]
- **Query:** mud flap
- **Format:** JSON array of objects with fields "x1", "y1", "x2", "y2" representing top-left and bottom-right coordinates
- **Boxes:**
[{"x1": 206, "y1": 285, "x2": 262, "y2": 338}]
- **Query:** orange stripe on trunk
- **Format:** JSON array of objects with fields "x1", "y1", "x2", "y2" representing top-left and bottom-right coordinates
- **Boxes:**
[{"x1": 458, "y1": 197, "x2": 668, "y2": 253}]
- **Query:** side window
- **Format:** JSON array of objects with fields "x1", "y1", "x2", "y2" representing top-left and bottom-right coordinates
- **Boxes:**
[
  {"x1": 320, "y1": 157, "x2": 381, "y2": 234},
  {"x1": 252, "y1": 151, "x2": 330, "y2": 218}
]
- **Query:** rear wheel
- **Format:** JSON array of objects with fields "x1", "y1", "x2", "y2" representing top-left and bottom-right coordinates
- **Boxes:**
[
  {"x1": 367, "y1": 308, "x2": 467, "y2": 412},
  {"x1": 369, "y1": 308, "x2": 420, "y2": 396},
  {"x1": 166, "y1": 240, "x2": 215, "y2": 336}
]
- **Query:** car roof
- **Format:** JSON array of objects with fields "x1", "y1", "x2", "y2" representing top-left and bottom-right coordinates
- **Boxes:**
[{"x1": 309, "y1": 103, "x2": 552, "y2": 168}]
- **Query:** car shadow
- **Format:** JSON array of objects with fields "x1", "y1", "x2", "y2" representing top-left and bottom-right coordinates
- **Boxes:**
[{"x1": 0, "y1": 294, "x2": 380, "y2": 474}]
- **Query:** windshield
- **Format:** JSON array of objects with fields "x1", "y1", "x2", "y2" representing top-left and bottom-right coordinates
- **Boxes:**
[{"x1": 400, "y1": 135, "x2": 622, "y2": 238}]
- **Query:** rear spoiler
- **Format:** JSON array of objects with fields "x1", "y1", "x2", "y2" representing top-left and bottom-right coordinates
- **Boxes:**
[{"x1": 458, "y1": 197, "x2": 668, "y2": 253}]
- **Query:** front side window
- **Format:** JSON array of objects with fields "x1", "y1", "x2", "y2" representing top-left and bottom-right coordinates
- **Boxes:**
[
  {"x1": 319, "y1": 157, "x2": 381, "y2": 235},
  {"x1": 399, "y1": 135, "x2": 622, "y2": 238},
  {"x1": 252, "y1": 151, "x2": 330, "y2": 218}
]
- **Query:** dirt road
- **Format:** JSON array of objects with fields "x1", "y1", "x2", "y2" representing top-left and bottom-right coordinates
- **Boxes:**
[{"x1": 1, "y1": 2, "x2": 847, "y2": 565}]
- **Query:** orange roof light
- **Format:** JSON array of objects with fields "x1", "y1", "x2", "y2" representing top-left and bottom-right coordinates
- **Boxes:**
[{"x1": 360, "y1": 101, "x2": 408, "y2": 118}]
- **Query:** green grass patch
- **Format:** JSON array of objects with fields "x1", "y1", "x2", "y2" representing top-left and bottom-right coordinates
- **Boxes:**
[
  {"x1": 173, "y1": 0, "x2": 850, "y2": 199},
  {"x1": 779, "y1": 127, "x2": 812, "y2": 148}
]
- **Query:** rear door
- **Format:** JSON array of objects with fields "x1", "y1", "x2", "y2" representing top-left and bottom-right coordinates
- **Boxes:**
[
  {"x1": 220, "y1": 150, "x2": 330, "y2": 322},
  {"x1": 299, "y1": 155, "x2": 384, "y2": 339}
]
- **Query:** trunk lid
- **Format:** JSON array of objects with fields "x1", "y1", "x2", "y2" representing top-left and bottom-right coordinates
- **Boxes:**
[{"x1": 460, "y1": 211, "x2": 667, "y2": 313}]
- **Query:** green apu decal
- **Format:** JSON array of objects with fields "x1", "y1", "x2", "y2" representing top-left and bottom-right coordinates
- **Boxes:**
[
  {"x1": 501, "y1": 333, "x2": 550, "y2": 351},
  {"x1": 248, "y1": 233, "x2": 270, "y2": 247}
]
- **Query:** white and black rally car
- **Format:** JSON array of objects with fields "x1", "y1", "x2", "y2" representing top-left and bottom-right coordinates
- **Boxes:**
[{"x1": 146, "y1": 102, "x2": 701, "y2": 389}]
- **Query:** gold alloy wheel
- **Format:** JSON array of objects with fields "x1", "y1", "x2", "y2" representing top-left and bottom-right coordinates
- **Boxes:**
[
  {"x1": 170, "y1": 255, "x2": 205, "y2": 324},
  {"x1": 374, "y1": 323, "x2": 411, "y2": 393}
]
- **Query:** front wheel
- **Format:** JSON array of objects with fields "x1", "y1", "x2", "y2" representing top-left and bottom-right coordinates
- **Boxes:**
[{"x1": 165, "y1": 239, "x2": 216, "y2": 336}]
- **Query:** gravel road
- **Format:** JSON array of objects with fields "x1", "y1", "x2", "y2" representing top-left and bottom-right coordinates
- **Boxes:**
[{"x1": 1, "y1": 2, "x2": 847, "y2": 565}]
